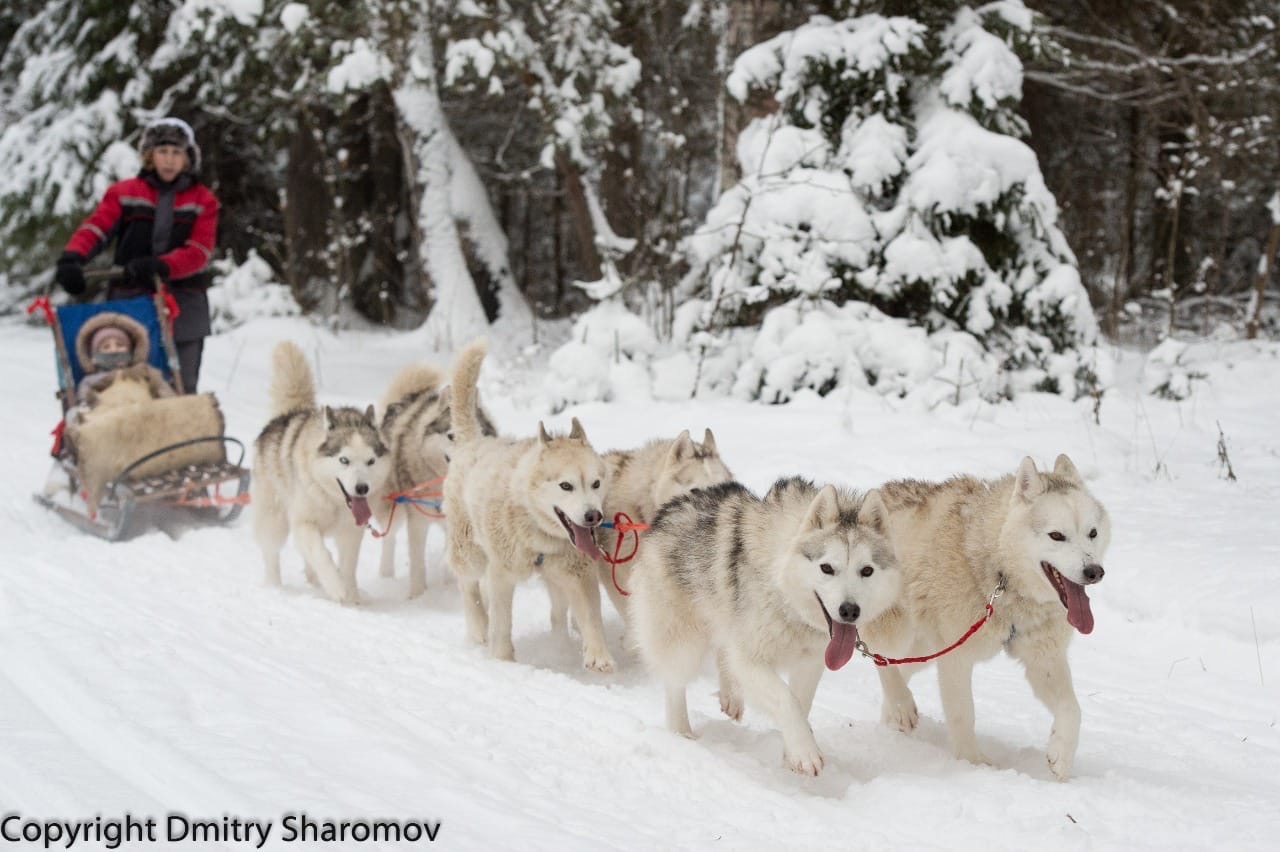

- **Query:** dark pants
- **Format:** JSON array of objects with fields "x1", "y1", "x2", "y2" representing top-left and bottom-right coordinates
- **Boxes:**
[{"x1": 176, "y1": 338, "x2": 204, "y2": 393}]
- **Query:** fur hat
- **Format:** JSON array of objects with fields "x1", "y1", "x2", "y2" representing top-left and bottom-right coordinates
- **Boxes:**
[
  {"x1": 75, "y1": 312, "x2": 151, "y2": 374},
  {"x1": 139, "y1": 117, "x2": 201, "y2": 173}
]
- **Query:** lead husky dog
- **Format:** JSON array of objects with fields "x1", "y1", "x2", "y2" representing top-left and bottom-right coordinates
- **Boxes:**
[
  {"x1": 252, "y1": 341, "x2": 391, "y2": 604},
  {"x1": 859, "y1": 455, "x2": 1111, "y2": 780},
  {"x1": 375, "y1": 361, "x2": 495, "y2": 597},
  {"x1": 443, "y1": 340, "x2": 616, "y2": 671},
  {"x1": 548, "y1": 429, "x2": 734, "y2": 630},
  {"x1": 629, "y1": 477, "x2": 901, "y2": 775}
]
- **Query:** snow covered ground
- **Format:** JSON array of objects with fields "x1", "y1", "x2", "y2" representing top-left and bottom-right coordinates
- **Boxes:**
[{"x1": 3, "y1": 315, "x2": 1279, "y2": 850}]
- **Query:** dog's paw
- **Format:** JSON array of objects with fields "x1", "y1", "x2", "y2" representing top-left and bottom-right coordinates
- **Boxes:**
[
  {"x1": 407, "y1": 581, "x2": 426, "y2": 600},
  {"x1": 491, "y1": 646, "x2": 516, "y2": 663},
  {"x1": 1046, "y1": 739, "x2": 1075, "y2": 781},
  {"x1": 582, "y1": 650, "x2": 616, "y2": 673},
  {"x1": 719, "y1": 689, "x2": 743, "y2": 722},
  {"x1": 784, "y1": 741, "x2": 824, "y2": 777},
  {"x1": 881, "y1": 699, "x2": 919, "y2": 733}
]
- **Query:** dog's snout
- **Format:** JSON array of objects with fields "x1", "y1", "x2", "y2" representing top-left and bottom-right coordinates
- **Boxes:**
[
  {"x1": 1082, "y1": 563, "x2": 1104, "y2": 584},
  {"x1": 355, "y1": 483, "x2": 369, "y2": 497},
  {"x1": 583, "y1": 509, "x2": 603, "y2": 527},
  {"x1": 838, "y1": 602, "x2": 860, "y2": 622}
]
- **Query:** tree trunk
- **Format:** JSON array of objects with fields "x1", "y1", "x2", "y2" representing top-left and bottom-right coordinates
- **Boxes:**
[
  {"x1": 718, "y1": 0, "x2": 786, "y2": 193},
  {"x1": 555, "y1": 148, "x2": 603, "y2": 281},
  {"x1": 283, "y1": 105, "x2": 333, "y2": 314},
  {"x1": 1246, "y1": 217, "x2": 1280, "y2": 340}
]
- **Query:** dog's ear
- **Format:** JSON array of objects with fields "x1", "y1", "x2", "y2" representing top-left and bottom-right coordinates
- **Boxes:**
[
  {"x1": 860, "y1": 489, "x2": 888, "y2": 535},
  {"x1": 568, "y1": 416, "x2": 588, "y2": 443},
  {"x1": 324, "y1": 405, "x2": 336, "y2": 431},
  {"x1": 669, "y1": 429, "x2": 693, "y2": 461},
  {"x1": 702, "y1": 428, "x2": 718, "y2": 455},
  {"x1": 538, "y1": 421, "x2": 553, "y2": 445},
  {"x1": 801, "y1": 484, "x2": 840, "y2": 532},
  {"x1": 364, "y1": 404, "x2": 376, "y2": 425},
  {"x1": 1012, "y1": 456, "x2": 1044, "y2": 504},
  {"x1": 1053, "y1": 454, "x2": 1083, "y2": 485}
]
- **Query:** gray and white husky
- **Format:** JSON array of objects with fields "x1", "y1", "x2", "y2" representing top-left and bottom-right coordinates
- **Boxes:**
[
  {"x1": 252, "y1": 341, "x2": 390, "y2": 604},
  {"x1": 375, "y1": 361, "x2": 495, "y2": 598},
  {"x1": 629, "y1": 477, "x2": 901, "y2": 775},
  {"x1": 859, "y1": 455, "x2": 1111, "y2": 780},
  {"x1": 443, "y1": 340, "x2": 616, "y2": 671}
]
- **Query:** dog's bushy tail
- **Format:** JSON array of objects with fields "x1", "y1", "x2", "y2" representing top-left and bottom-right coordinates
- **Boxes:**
[
  {"x1": 380, "y1": 363, "x2": 445, "y2": 412},
  {"x1": 269, "y1": 340, "x2": 316, "y2": 417},
  {"x1": 449, "y1": 339, "x2": 487, "y2": 445}
]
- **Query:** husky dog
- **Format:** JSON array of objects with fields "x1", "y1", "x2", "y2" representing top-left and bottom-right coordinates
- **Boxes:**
[
  {"x1": 443, "y1": 340, "x2": 616, "y2": 671},
  {"x1": 375, "y1": 361, "x2": 495, "y2": 597},
  {"x1": 859, "y1": 455, "x2": 1111, "y2": 780},
  {"x1": 629, "y1": 477, "x2": 900, "y2": 775},
  {"x1": 548, "y1": 429, "x2": 734, "y2": 629},
  {"x1": 252, "y1": 341, "x2": 391, "y2": 604}
]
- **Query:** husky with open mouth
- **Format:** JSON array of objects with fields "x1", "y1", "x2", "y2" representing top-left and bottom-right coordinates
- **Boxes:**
[
  {"x1": 627, "y1": 477, "x2": 900, "y2": 776},
  {"x1": 859, "y1": 455, "x2": 1111, "y2": 780},
  {"x1": 443, "y1": 340, "x2": 616, "y2": 671},
  {"x1": 252, "y1": 341, "x2": 390, "y2": 605}
]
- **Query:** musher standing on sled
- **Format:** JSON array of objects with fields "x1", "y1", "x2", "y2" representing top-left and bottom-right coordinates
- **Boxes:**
[{"x1": 53, "y1": 117, "x2": 219, "y2": 392}]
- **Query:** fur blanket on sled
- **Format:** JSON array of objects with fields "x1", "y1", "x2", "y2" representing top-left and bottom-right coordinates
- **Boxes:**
[{"x1": 69, "y1": 392, "x2": 226, "y2": 507}]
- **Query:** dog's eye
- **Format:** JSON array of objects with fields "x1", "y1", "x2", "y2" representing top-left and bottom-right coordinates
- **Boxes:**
[
  {"x1": 860, "y1": 565, "x2": 874, "y2": 578},
  {"x1": 1049, "y1": 531, "x2": 1066, "y2": 542},
  {"x1": 366, "y1": 458, "x2": 375, "y2": 467},
  {"x1": 591, "y1": 479, "x2": 601, "y2": 489},
  {"x1": 1088, "y1": 528, "x2": 1097, "y2": 539},
  {"x1": 447, "y1": 432, "x2": 454, "y2": 441},
  {"x1": 559, "y1": 481, "x2": 573, "y2": 491},
  {"x1": 339, "y1": 456, "x2": 349, "y2": 466},
  {"x1": 820, "y1": 563, "x2": 835, "y2": 575}
]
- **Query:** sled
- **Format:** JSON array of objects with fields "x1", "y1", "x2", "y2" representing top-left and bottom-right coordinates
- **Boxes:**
[{"x1": 29, "y1": 268, "x2": 251, "y2": 541}]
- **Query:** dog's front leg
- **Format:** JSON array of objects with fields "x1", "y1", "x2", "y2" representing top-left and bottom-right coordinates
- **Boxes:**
[
  {"x1": 717, "y1": 650, "x2": 743, "y2": 722},
  {"x1": 377, "y1": 508, "x2": 398, "y2": 579},
  {"x1": 556, "y1": 566, "x2": 615, "y2": 673},
  {"x1": 937, "y1": 655, "x2": 985, "y2": 766},
  {"x1": 405, "y1": 512, "x2": 429, "y2": 599},
  {"x1": 877, "y1": 664, "x2": 920, "y2": 733},
  {"x1": 787, "y1": 656, "x2": 825, "y2": 718},
  {"x1": 485, "y1": 571, "x2": 518, "y2": 662},
  {"x1": 334, "y1": 525, "x2": 363, "y2": 604},
  {"x1": 726, "y1": 650, "x2": 823, "y2": 776},
  {"x1": 292, "y1": 522, "x2": 354, "y2": 605},
  {"x1": 1020, "y1": 645, "x2": 1081, "y2": 780}
]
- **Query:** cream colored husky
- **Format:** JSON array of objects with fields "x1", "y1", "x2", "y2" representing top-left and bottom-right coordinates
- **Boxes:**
[
  {"x1": 442, "y1": 340, "x2": 615, "y2": 671},
  {"x1": 547, "y1": 429, "x2": 733, "y2": 631},
  {"x1": 859, "y1": 454, "x2": 1111, "y2": 780}
]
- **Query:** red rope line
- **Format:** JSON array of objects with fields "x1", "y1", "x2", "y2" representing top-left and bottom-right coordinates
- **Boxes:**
[
  {"x1": 866, "y1": 603, "x2": 995, "y2": 667},
  {"x1": 26, "y1": 296, "x2": 55, "y2": 325},
  {"x1": 602, "y1": 512, "x2": 649, "y2": 597},
  {"x1": 369, "y1": 476, "x2": 446, "y2": 538}
]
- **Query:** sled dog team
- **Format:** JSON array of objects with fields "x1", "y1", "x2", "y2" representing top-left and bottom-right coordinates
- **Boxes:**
[{"x1": 252, "y1": 339, "x2": 1112, "y2": 781}]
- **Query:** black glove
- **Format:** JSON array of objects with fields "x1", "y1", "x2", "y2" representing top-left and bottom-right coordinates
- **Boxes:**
[
  {"x1": 124, "y1": 256, "x2": 170, "y2": 290},
  {"x1": 55, "y1": 253, "x2": 86, "y2": 295}
]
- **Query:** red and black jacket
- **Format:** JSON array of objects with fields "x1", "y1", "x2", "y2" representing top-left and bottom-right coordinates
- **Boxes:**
[{"x1": 63, "y1": 171, "x2": 219, "y2": 341}]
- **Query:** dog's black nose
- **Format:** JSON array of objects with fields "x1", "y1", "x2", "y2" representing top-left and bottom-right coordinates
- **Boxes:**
[
  {"x1": 1083, "y1": 563, "x2": 1104, "y2": 583},
  {"x1": 838, "y1": 602, "x2": 860, "y2": 622},
  {"x1": 355, "y1": 483, "x2": 369, "y2": 497},
  {"x1": 583, "y1": 509, "x2": 603, "y2": 527}
]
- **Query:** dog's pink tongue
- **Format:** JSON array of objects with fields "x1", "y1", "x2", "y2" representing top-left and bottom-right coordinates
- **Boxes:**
[
  {"x1": 825, "y1": 623, "x2": 858, "y2": 671},
  {"x1": 349, "y1": 496, "x2": 372, "y2": 527},
  {"x1": 569, "y1": 522, "x2": 605, "y2": 562},
  {"x1": 1064, "y1": 578, "x2": 1094, "y2": 634}
]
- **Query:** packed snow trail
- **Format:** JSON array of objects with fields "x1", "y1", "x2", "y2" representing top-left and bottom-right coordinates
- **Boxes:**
[{"x1": 2, "y1": 318, "x2": 1278, "y2": 850}]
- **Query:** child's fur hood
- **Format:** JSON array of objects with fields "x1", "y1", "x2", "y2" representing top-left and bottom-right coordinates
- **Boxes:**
[{"x1": 75, "y1": 312, "x2": 150, "y2": 374}]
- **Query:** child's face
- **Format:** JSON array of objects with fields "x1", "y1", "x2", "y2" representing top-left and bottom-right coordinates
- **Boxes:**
[
  {"x1": 96, "y1": 337, "x2": 130, "y2": 355},
  {"x1": 151, "y1": 144, "x2": 188, "y2": 182}
]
